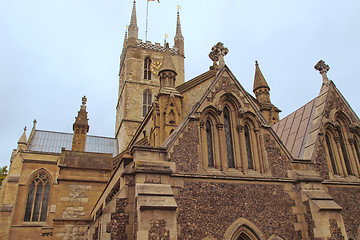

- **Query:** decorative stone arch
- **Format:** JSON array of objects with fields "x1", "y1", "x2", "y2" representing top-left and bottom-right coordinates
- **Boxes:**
[
  {"x1": 323, "y1": 121, "x2": 343, "y2": 176},
  {"x1": 23, "y1": 168, "x2": 53, "y2": 223},
  {"x1": 223, "y1": 218, "x2": 263, "y2": 240},
  {"x1": 217, "y1": 92, "x2": 243, "y2": 112}
]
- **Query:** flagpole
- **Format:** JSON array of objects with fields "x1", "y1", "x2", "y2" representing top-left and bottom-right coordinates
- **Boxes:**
[{"x1": 146, "y1": 0, "x2": 149, "y2": 42}]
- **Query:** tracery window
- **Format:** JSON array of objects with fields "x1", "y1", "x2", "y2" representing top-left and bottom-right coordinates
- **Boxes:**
[
  {"x1": 142, "y1": 89, "x2": 152, "y2": 117},
  {"x1": 338, "y1": 127, "x2": 353, "y2": 175},
  {"x1": 144, "y1": 57, "x2": 151, "y2": 80},
  {"x1": 24, "y1": 172, "x2": 50, "y2": 222},
  {"x1": 206, "y1": 119, "x2": 214, "y2": 168},
  {"x1": 244, "y1": 124, "x2": 254, "y2": 169},
  {"x1": 224, "y1": 107, "x2": 235, "y2": 168}
]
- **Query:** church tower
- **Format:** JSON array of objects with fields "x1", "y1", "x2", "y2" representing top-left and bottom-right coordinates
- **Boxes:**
[{"x1": 115, "y1": 1, "x2": 185, "y2": 152}]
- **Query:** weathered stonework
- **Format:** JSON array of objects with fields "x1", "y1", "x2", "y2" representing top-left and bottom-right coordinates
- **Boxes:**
[
  {"x1": 328, "y1": 186, "x2": 360, "y2": 239},
  {"x1": 329, "y1": 219, "x2": 345, "y2": 240},
  {"x1": 171, "y1": 121, "x2": 199, "y2": 173},
  {"x1": 148, "y1": 219, "x2": 170, "y2": 240},
  {"x1": 264, "y1": 134, "x2": 289, "y2": 178},
  {"x1": 106, "y1": 198, "x2": 129, "y2": 240},
  {"x1": 60, "y1": 185, "x2": 92, "y2": 203},
  {"x1": 176, "y1": 180, "x2": 297, "y2": 239},
  {"x1": 312, "y1": 136, "x2": 330, "y2": 179}
]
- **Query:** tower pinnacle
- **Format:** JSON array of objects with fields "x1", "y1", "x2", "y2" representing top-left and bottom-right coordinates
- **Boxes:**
[
  {"x1": 128, "y1": 0, "x2": 138, "y2": 41},
  {"x1": 174, "y1": 9, "x2": 184, "y2": 55},
  {"x1": 72, "y1": 96, "x2": 89, "y2": 151},
  {"x1": 253, "y1": 60, "x2": 270, "y2": 93}
]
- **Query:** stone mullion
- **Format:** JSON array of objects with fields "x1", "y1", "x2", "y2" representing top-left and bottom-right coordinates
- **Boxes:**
[
  {"x1": 256, "y1": 129, "x2": 265, "y2": 173},
  {"x1": 217, "y1": 123, "x2": 227, "y2": 171},
  {"x1": 236, "y1": 125, "x2": 244, "y2": 172},
  {"x1": 251, "y1": 129, "x2": 260, "y2": 172},
  {"x1": 348, "y1": 139, "x2": 360, "y2": 177},
  {"x1": 334, "y1": 137, "x2": 346, "y2": 177},
  {"x1": 239, "y1": 122, "x2": 248, "y2": 173}
]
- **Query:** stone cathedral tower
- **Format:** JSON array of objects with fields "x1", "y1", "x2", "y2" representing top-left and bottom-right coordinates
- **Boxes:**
[{"x1": 116, "y1": 1, "x2": 185, "y2": 152}]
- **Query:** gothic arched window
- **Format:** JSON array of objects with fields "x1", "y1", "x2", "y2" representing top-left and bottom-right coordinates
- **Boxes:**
[
  {"x1": 244, "y1": 124, "x2": 254, "y2": 170},
  {"x1": 24, "y1": 172, "x2": 50, "y2": 222},
  {"x1": 354, "y1": 137, "x2": 360, "y2": 166},
  {"x1": 337, "y1": 123, "x2": 353, "y2": 175},
  {"x1": 325, "y1": 133, "x2": 338, "y2": 174},
  {"x1": 206, "y1": 119, "x2": 214, "y2": 168},
  {"x1": 224, "y1": 107, "x2": 235, "y2": 168},
  {"x1": 144, "y1": 57, "x2": 151, "y2": 80},
  {"x1": 142, "y1": 89, "x2": 152, "y2": 117}
]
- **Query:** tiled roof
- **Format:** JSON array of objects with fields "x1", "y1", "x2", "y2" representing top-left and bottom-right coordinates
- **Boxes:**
[
  {"x1": 272, "y1": 98, "x2": 317, "y2": 158},
  {"x1": 176, "y1": 69, "x2": 217, "y2": 93},
  {"x1": 27, "y1": 130, "x2": 118, "y2": 156}
]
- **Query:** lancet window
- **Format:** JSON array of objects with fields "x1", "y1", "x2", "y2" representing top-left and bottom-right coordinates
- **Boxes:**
[
  {"x1": 325, "y1": 133, "x2": 338, "y2": 174},
  {"x1": 144, "y1": 57, "x2": 152, "y2": 80},
  {"x1": 206, "y1": 119, "x2": 214, "y2": 168},
  {"x1": 244, "y1": 124, "x2": 254, "y2": 169},
  {"x1": 224, "y1": 106, "x2": 235, "y2": 168},
  {"x1": 142, "y1": 89, "x2": 152, "y2": 117},
  {"x1": 24, "y1": 172, "x2": 50, "y2": 222}
]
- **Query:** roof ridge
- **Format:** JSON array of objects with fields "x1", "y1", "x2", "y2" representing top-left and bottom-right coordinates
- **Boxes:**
[{"x1": 34, "y1": 129, "x2": 116, "y2": 140}]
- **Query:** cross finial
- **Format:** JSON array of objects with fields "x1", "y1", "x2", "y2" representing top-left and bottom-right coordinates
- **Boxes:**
[
  {"x1": 209, "y1": 42, "x2": 229, "y2": 68},
  {"x1": 24, "y1": 126, "x2": 27, "y2": 131},
  {"x1": 314, "y1": 60, "x2": 330, "y2": 84},
  {"x1": 33, "y1": 119, "x2": 37, "y2": 128}
]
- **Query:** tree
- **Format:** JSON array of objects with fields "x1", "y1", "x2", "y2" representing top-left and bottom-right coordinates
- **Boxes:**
[{"x1": 0, "y1": 166, "x2": 8, "y2": 187}]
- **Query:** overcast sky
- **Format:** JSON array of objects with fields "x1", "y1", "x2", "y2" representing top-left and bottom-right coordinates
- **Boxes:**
[{"x1": 1, "y1": 0, "x2": 360, "y2": 167}]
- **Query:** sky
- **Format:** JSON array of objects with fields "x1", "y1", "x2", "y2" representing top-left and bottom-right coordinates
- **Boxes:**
[{"x1": 1, "y1": 0, "x2": 360, "y2": 167}]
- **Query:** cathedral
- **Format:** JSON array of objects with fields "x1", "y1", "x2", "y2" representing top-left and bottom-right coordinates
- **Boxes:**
[{"x1": 1, "y1": 1, "x2": 360, "y2": 240}]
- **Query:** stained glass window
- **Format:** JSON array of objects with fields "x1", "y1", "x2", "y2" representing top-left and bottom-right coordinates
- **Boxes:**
[
  {"x1": 24, "y1": 172, "x2": 50, "y2": 222},
  {"x1": 338, "y1": 128, "x2": 352, "y2": 175},
  {"x1": 206, "y1": 119, "x2": 214, "y2": 167},
  {"x1": 245, "y1": 124, "x2": 253, "y2": 169},
  {"x1": 224, "y1": 107, "x2": 235, "y2": 168}
]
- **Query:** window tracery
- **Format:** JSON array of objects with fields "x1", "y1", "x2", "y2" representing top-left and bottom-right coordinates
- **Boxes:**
[
  {"x1": 24, "y1": 171, "x2": 50, "y2": 222},
  {"x1": 144, "y1": 57, "x2": 151, "y2": 80}
]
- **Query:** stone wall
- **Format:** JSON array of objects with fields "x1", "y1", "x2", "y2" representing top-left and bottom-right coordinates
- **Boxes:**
[
  {"x1": 171, "y1": 121, "x2": 199, "y2": 173},
  {"x1": 328, "y1": 186, "x2": 360, "y2": 239},
  {"x1": 106, "y1": 198, "x2": 129, "y2": 240},
  {"x1": 176, "y1": 180, "x2": 297, "y2": 239},
  {"x1": 264, "y1": 134, "x2": 290, "y2": 178}
]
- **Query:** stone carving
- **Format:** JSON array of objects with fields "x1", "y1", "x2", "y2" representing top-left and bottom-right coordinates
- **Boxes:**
[
  {"x1": 209, "y1": 42, "x2": 229, "y2": 68},
  {"x1": 314, "y1": 60, "x2": 330, "y2": 83}
]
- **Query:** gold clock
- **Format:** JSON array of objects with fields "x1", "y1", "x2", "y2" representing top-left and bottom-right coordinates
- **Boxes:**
[{"x1": 150, "y1": 60, "x2": 162, "y2": 75}]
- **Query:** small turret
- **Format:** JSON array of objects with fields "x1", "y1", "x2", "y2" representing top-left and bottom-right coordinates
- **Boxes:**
[
  {"x1": 174, "y1": 10, "x2": 184, "y2": 56},
  {"x1": 150, "y1": 44, "x2": 183, "y2": 146},
  {"x1": 17, "y1": 126, "x2": 27, "y2": 150},
  {"x1": 128, "y1": 0, "x2": 138, "y2": 44},
  {"x1": 72, "y1": 96, "x2": 89, "y2": 151},
  {"x1": 253, "y1": 61, "x2": 280, "y2": 125}
]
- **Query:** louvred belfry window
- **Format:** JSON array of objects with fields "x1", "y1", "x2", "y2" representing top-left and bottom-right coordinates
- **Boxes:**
[
  {"x1": 144, "y1": 57, "x2": 152, "y2": 80},
  {"x1": 24, "y1": 172, "x2": 50, "y2": 222}
]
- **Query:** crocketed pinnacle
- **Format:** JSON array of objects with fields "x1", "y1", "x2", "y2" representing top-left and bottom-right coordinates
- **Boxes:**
[
  {"x1": 129, "y1": 1, "x2": 137, "y2": 28},
  {"x1": 18, "y1": 126, "x2": 27, "y2": 145},
  {"x1": 175, "y1": 10, "x2": 183, "y2": 39},
  {"x1": 73, "y1": 96, "x2": 89, "y2": 131},
  {"x1": 159, "y1": 43, "x2": 177, "y2": 74},
  {"x1": 253, "y1": 60, "x2": 270, "y2": 92}
]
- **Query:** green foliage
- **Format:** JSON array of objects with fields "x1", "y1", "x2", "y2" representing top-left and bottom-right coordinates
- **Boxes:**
[{"x1": 0, "y1": 166, "x2": 8, "y2": 187}]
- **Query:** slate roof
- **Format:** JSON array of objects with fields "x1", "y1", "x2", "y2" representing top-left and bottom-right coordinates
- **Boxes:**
[
  {"x1": 27, "y1": 130, "x2": 118, "y2": 156},
  {"x1": 272, "y1": 98, "x2": 318, "y2": 159}
]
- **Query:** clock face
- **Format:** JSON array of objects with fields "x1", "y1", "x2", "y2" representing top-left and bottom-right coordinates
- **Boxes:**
[{"x1": 150, "y1": 60, "x2": 162, "y2": 75}]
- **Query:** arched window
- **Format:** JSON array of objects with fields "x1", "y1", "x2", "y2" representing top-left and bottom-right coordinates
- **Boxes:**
[
  {"x1": 325, "y1": 133, "x2": 338, "y2": 174},
  {"x1": 144, "y1": 57, "x2": 151, "y2": 80},
  {"x1": 206, "y1": 119, "x2": 214, "y2": 168},
  {"x1": 224, "y1": 107, "x2": 235, "y2": 168},
  {"x1": 337, "y1": 124, "x2": 353, "y2": 175},
  {"x1": 244, "y1": 124, "x2": 253, "y2": 169},
  {"x1": 24, "y1": 172, "x2": 50, "y2": 222},
  {"x1": 142, "y1": 89, "x2": 152, "y2": 117},
  {"x1": 354, "y1": 137, "x2": 360, "y2": 167}
]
